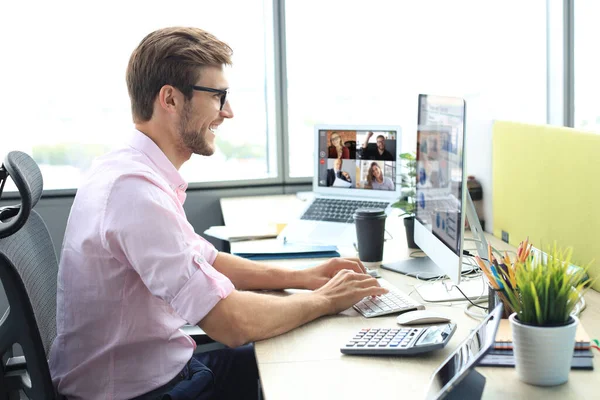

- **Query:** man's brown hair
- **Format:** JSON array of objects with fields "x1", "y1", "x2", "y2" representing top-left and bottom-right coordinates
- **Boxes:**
[{"x1": 126, "y1": 27, "x2": 233, "y2": 122}]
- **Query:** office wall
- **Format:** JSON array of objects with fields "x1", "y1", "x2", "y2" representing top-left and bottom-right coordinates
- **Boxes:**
[
  {"x1": 0, "y1": 184, "x2": 311, "y2": 323},
  {"x1": 464, "y1": 95, "x2": 495, "y2": 233}
]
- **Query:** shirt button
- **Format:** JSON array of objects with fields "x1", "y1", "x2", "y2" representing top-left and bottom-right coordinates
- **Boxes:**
[
  {"x1": 194, "y1": 255, "x2": 205, "y2": 264},
  {"x1": 178, "y1": 184, "x2": 185, "y2": 189}
]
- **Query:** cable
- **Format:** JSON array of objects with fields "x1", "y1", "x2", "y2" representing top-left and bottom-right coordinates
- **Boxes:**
[
  {"x1": 384, "y1": 229, "x2": 394, "y2": 241},
  {"x1": 448, "y1": 284, "x2": 487, "y2": 309},
  {"x1": 464, "y1": 299, "x2": 489, "y2": 320}
]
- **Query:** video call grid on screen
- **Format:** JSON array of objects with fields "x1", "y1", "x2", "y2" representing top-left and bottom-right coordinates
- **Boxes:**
[{"x1": 316, "y1": 128, "x2": 399, "y2": 194}]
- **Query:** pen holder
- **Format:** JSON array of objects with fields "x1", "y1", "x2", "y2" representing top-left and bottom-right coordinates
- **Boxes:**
[{"x1": 487, "y1": 285, "x2": 512, "y2": 319}]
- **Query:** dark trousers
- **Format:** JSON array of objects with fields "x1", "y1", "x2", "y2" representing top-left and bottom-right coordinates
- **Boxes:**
[{"x1": 132, "y1": 344, "x2": 259, "y2": 400}]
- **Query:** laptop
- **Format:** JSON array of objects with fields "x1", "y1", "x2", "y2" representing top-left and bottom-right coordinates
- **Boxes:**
[{"x1": 278, "y1": 124, "x2": 402, "y2": 247}]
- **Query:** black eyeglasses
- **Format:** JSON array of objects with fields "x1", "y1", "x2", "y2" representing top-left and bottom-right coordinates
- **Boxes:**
[{"x1": 191, "y1": 85, "x2": 228, "y2": 110}]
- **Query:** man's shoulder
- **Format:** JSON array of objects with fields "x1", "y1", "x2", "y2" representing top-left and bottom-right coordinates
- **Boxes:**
[
  {"x1": 78, "y1": 148, "x2": 168, "y2": 204},
  {"x1": 91, "y1": 147, "x2": 161, "y2": 181}
]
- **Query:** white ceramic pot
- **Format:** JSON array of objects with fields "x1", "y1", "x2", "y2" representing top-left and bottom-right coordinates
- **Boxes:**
[{"x1": 509, "y1": 313, "x2": 578, "y2": 386}]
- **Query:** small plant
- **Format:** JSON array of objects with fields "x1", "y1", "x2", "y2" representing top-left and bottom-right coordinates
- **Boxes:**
[
  {"x1": 495, "y1": 243, "x2": 592, "y2": 326},
  {"x1": 391, "y1": 152, "x2": 417, "y2": 217}
]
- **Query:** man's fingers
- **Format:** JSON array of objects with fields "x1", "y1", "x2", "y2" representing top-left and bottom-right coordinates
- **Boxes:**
[
  {"x1": 359, "y1": 285, "x2": 389, "y2": 298},
  {"x1": 341, "y1": 258, "x2": 366, "y2": 274},
  {"x1": 343, "y1": 272, "x2": 383, "y2": 288},
  {"x1": 354, "y1": 276, "x2": 382, "y2": 288}
]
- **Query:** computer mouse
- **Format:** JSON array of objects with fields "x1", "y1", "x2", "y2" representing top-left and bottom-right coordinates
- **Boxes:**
[
  {"x1": 396, "y1": 310, "x2": 451, "y2": 326},
  {"x1": 366, "y1": 269, "x2": 380, "y2": 278}
]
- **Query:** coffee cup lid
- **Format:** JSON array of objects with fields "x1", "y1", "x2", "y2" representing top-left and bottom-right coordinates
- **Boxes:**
[{"x1": 353, "y1": 208, "x2": 386, "y2": 219}]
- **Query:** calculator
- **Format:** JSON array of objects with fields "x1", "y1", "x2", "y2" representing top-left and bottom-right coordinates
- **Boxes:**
[{"x1": 340, "y1": 323, "x2": 457, "y2": 356}]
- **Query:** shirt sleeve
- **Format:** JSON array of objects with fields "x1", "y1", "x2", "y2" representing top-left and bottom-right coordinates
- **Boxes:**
[{"x1": 100, "y1": 173, "x2": 234, "y2": 325}]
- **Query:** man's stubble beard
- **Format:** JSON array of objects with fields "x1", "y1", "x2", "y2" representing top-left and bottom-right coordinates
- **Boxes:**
[{"x1": 178, "y1": 101, "x2": 215, "y2": 156}]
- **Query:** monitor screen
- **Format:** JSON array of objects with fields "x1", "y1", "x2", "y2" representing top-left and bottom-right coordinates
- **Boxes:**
[
  {"x1": 416, "y1": 95, "x2": 466, "y2": 255},
  {"x1": 425, "y1": 304, "x2": 503, "y2": 400},
  {"x1": 317, "y1": 129, "x2": 398, "y2": 192}
]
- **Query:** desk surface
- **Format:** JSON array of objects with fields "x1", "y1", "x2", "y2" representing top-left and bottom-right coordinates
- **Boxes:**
[{"x1": 220, "y1": 195, "x2": 600, "y2": 400}]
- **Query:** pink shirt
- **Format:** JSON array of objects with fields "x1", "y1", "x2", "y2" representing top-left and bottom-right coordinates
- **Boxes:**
[{"x1": 48, "y1": 130, "x2": 234, "y2": 400}]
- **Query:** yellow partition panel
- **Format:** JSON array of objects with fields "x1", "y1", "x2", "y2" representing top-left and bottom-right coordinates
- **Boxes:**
[{"x1": 493, "y1": 121, "x2": 600, "y2": 291}]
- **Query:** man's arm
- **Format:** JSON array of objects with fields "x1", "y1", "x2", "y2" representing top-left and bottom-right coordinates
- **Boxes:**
[
  {"x1": 198, "y1": 269, "x2": 387, "y2": 348},
  {"x1": 212, "y1": 252, "x2": 307, "y2": 290},
  {"x1": 362, "y1": 131, "x2": 374, "y2": 149},
  {"x1": 211, "y1": 252, "x2": 366, "y2": 291}
]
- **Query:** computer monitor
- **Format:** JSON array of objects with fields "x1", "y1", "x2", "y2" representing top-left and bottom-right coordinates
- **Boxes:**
[{"x1": 382, "y1": 94, "x2": 488, "y2": 285}]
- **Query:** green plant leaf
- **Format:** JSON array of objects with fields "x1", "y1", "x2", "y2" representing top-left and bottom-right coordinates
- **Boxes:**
[{"x1": 501, "y1": 242, "x2": 594, "y2": 326}]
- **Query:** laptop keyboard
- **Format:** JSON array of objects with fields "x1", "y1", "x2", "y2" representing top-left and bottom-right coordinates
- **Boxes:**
[{"x1": 300, "y1": 198, "x2": 389, "y2": 224}]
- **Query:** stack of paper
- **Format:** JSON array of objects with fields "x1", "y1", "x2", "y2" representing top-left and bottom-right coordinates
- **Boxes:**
[{"x1": 204, "y1": 225, "x2": 279, "y2": 242}]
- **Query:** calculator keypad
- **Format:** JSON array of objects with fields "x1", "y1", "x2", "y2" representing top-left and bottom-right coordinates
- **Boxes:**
[{"x1": 345, "y1": 328, "x2": 424, "y2": 349}]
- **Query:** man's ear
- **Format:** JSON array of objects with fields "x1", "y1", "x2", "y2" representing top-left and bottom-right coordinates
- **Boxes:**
[{"x1": 157, "y1": 85, "x2": 180, "y2": 115}]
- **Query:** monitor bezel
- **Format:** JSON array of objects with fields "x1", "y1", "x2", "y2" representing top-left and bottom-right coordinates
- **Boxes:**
[{"x1": 313, "y1": 124, "x2": 402, "y2": 201}]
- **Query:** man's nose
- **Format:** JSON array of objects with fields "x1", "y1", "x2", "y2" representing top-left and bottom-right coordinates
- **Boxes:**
[{"x1": 220, "y1": 100, "x2": 234, "y2": 118}]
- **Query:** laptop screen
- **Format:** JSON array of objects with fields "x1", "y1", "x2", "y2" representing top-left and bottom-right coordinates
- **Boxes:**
[{"x1": 316, "y1": 128, "x2": 399, "y2": 193}]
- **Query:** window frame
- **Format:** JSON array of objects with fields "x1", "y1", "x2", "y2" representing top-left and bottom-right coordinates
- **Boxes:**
[{"x1": 3, "y1": 0, "x2": 578, "y2": 197}]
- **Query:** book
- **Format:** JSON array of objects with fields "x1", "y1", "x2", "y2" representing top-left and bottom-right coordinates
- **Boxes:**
[
  {"x1": 478, "y1": 319, "x2": 594, "y2": 370},
  {"x1": 479, "y1": 349, "x2": 594, "y2": 370},
  {"x1": 493, "y1": 319, "x2": 591, "y2": 350}
]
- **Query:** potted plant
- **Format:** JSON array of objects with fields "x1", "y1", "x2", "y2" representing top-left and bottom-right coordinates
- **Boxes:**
[
  {"x1": 391, "y1": 152, "x2": 419, "y2": 249},
  {"x1": 494, "y1": 243, "x2": 593, "y2": 386}
]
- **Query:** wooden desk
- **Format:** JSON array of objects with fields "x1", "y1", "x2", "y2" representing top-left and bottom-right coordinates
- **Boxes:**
[{"x1": 221, "y1": 195, "x2": 600, "y2": 399}]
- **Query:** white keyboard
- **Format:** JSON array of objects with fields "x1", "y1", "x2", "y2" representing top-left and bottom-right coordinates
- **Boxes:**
[{"x1": 353, "y1": 278, "x2": 425, "y2": 318}]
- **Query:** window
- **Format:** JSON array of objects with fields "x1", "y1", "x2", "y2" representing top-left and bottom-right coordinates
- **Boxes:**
[
  {"x1": 574, "y1": 1, "x2": 600, "y2": 132},
  {"x1": 285, "y1": 0, "x2": 547, "y2": 178},
  {"x1": 0, "y1": 0, "x2": 276, "y2": 191}
]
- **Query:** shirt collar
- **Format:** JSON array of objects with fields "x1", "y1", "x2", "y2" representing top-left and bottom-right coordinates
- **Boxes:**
[{"x1": 127, "y1": 129, "x2": 188, "y2": 192}]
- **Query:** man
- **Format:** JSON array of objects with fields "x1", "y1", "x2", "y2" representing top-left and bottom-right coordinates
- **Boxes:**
[
  {"x1": 360, "y1": 131, "x2": 394, "y2": 161},
  {"x1": 48, "y1": 27, "x2": 387, "y2": 400},
  {"x1": 326, "y1": 158, "x2": 353, "y2": 187}
]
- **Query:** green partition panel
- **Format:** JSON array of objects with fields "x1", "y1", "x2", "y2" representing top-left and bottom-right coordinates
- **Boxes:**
[{"x1": 493, "y1": 121, "x2": 600, "y2": 291}]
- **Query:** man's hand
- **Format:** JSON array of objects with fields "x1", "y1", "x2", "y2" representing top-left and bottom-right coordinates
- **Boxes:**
[
  {"x1": 362, "y1": 131, "x2": 375, "y2": 149},
  {"x1": 314, "y1": 269, "x2": 388, "y2": 315},
  {"x1": 302, "y1": 257, "x2": 368, "y2": 290}
]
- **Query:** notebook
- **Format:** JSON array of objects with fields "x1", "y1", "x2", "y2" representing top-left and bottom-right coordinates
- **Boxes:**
[
  {"x1": 278, "y1": 125, "x2": 402, "y2": 247},
  {"x1": 479, "y1": 319, "x2": 594, "y2": 369},
  {"x1": 493, "y1": 319, "x2": 591, "y2": 350}
]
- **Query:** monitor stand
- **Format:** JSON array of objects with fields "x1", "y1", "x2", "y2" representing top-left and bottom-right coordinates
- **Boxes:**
[
  {"x1": 381, "y1": 257, "x2": 484, "y2": 302},
  {"x1": 381, "y1": 256, "x2": 476, "y2": 280}
]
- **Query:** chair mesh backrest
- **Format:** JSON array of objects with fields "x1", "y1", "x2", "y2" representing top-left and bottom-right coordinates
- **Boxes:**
[
  {"x1": 0, "y1": 210, "x2": 58, "y2": 357},
  {"x1": 10, "y1": 151, "x2": 43, "y2": 207},
  {"x1": 0, "y1": 151, "x2": 57, "y2": 358}
]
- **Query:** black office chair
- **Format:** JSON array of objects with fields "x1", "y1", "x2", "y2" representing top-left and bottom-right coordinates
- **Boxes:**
[{"x1": 0, "y1": 151, "x2": 60, "y2": 399}]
